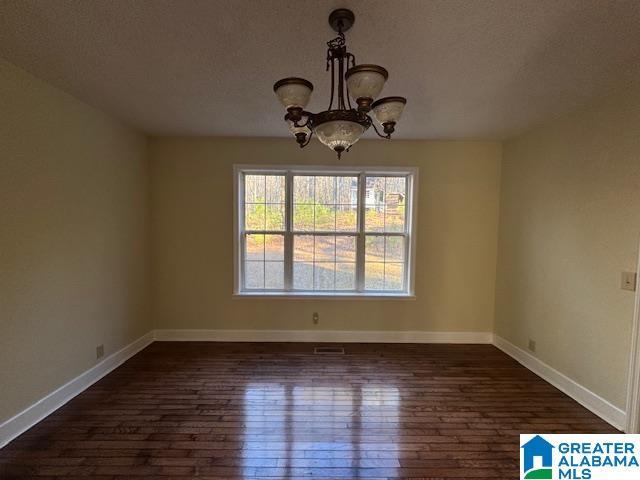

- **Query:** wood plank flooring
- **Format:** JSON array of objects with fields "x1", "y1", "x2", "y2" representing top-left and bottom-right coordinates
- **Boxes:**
[{"x1": 0, "y1": 342, "x2": 618, "y2": 479}]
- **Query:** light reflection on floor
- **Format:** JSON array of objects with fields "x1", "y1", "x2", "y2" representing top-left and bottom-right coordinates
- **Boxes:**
[{"x1": 242, "y1": 383, "x2": 400, "y2": 478}]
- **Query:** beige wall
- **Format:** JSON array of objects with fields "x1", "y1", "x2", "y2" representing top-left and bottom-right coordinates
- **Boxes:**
[
  {"x1": 495, "y1": 84, "x2": 640, "y2": 409},
  {"x1": 0, "y1": 59, "x2": 151, "y2": 423},
  {"x1": 150, "y1": 137, "x2": 502, "y2": 332}
]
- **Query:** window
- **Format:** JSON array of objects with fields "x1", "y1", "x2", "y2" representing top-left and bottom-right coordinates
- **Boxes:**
[{"x1": 234, "y1": 166, "x2": 417, "y2": 297}]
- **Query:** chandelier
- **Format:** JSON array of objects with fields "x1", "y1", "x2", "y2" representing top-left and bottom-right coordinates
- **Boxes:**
[{"x1": 273, "y1": 9, "x2": 407, "y2": 159}]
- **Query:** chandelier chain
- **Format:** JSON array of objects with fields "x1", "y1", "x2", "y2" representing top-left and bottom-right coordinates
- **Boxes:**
[{"x1": 328, "y1": 55, "x2": 335, "y2": 110}]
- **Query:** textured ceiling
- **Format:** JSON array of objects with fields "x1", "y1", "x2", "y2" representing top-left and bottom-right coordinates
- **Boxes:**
[{"x1": 1, "y1": 0, "x2": 640, "y2": 139}]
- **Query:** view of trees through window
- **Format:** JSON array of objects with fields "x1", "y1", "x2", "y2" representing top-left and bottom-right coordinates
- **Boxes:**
[{"x1": 240, "y1": 169, "x2": 413, "y2": 294}]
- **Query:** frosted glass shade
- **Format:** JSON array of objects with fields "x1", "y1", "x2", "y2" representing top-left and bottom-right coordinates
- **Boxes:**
[
  {"x1": 372, "y1": 97, "x2": 407, "y2": 124},
  {"x1": 314, "y1": 120, "x2": 365, "y2": 152},
  {"x1": 345, "y1": 64, "x2": 388, "y2": 101},
  {"x1": 273, "y1": 78, "x2": 313, "y2": 109}
]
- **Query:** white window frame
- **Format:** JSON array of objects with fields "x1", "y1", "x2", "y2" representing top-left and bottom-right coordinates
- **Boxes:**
[{"x1": 233, "y1": 164, "x2": 418, "y2": 298}]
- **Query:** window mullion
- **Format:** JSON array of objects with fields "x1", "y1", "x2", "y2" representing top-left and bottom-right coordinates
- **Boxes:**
[
  {"x1": 237, "y1": 173, "x2": 243, "y2": 293},
  {"x1": 404, "y1": 175, "x2": 412, "y2": 294},
  {"x1": 284, "y1": 172, "x2": 294, "y2": 291},
  {"x1": 240, "y1": 233, "x2": 246, "y2": 291},
  {"x1": 404, "y1": 233, "x2": 411, "y2": 294},
  {"x1": 356, "y1": 173, "x2": 366, "y2": 292}
]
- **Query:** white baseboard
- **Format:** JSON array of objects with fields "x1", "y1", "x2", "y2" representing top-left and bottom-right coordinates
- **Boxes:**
[
  {"x1": 1, "y1": 329, "x2": 624, "y2": 449},
  {"x1": 0, "y1": 331, "x2": 154, "y2": 449},
  {"x1": 153, "y1": 328, "x2": 494, "y2": 344},
  {"x1": 493, "y1": 335, "x2": 626, "y2": 431}
]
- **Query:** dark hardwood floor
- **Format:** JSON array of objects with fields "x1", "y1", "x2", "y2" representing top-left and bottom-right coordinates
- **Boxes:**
[{"x1": 0, "y1": 342, "x2": 617, "y2": 479}]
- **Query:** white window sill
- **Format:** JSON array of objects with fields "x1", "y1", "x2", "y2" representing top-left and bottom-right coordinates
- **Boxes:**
[{"x1": 233, "y1": 292, "x2": 416, "y2": 300}]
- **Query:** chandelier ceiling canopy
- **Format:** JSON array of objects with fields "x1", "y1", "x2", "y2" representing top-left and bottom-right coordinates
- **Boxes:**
[{"x1": 273, "y1": 8, "x2": 407, "y2": 159}]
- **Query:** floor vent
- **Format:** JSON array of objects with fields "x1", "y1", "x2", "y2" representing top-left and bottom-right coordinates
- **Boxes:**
[{"x1": 314, "y1": 346, "x2": 345, "y2": 355}]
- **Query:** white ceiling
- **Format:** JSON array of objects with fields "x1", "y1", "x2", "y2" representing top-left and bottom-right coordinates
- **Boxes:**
[{"x1": 1, "y1": 0, "x2": 640, "y2": 139}]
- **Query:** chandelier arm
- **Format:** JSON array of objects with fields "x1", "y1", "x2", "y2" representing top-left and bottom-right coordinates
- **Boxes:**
[
  {"x1": 344, "y1": 56, "x2": 352, "y2": 110},
  {"x1": 299, "y1": 111, "x2": 317, "y2": 128},
  {"x1": 328, "y1": 56, "x2": 335, "y2": 110},
  {"x1": 286, "y1": 110, "x2": 315, "y2": 128},
  {"x1": 337, "y1": 51, "x2": 346, "y2": 110},
  {"x1": 345, "y1": 53, "x2": 356, "y2": 110},
  {"x1": 300, "y1": 128, "x2": 314, "y2": 148},
  {"x1": 370, "y1": 119, "x2": 391, "y2": 139}
]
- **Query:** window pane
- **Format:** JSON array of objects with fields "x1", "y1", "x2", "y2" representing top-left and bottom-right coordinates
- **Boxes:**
[
  {"x1": 265, "y1": 204, "x2": 285, "y2": 231},
  {"x1": 386, "y1": 205, "x2": 405, "y2": 233},
  {"x1": 365, "y1": 234, "x2": 406, "y2": 291},
  {"x1": 314, "y1": 236, "x2": 335, "y2": 262},
  {"x1": 245, "y1": 174, "x2": 285, "y2": 232},
  {"x1": 365, "y1": 235, "x2": 384, "y2": 262},
  {"x1": 314, "y1": 262, "x2": 335, "y2": 290},
  {"x1": 336, "y1": 236, "x2": 356, "y2": 262},
  {"x1": 365, "y1": 176, "x2": 385, "y2": 232},
  {"x1": 245, "y1": 234, "x2": 284, "y2": 290},
  {"x1": 265, "y1": 262, "x2": 284, "y2": 289},
  {"x1": 293, "y1": 261, "x2": 313, "y2": 290},
  {"x1": 293, "y1": 175, "x2": 358, "y2": 233},
  {"x1": 245, "y1": 175, "x2": 265, "y2": 203},
  {"x1": 245, "y1": 204, "x2": 265, "y2": 230},
  {"x1": 293, "y1": 235, "x2": 314, "y2": 290},
  {"x1": 385, "y1": 177, "x2": 406, "y2": 194},
  {"x1": 293, "y1": 235, "x2": 355, "y2": 291},
  {"x1": 385, "y1": 236, "x2": 405, "y2": 262},
  {"x1": 335, "y1": 262, "x2": 355, "y2": 290},
  {"x1": 365, "y1": 263, "x2": 384, "y2": 290},
  {"x1": 245, "y1": 261, "x2": 264, "y2": 289},
  {"x1": 315, "y1": 176, "x2": 336, "y2": 204},
  {"x1": 365, "y1": 176, "x2": 407, "y2": 233},
  {"x1": 336, "y1": 204, "x2": 357, "y2": 231},
  {"x1": 245, "y1": 234, "x2": 264, "y2": 261},
  {"x1": 314, "y1": 205, "x2": 336, "y2": 231},
  {"x1": 385, "y1": 177, "x2": 406, "y2": 233},
  {"x1": 293, "y1": 176, "x2": 314, "y2": 204},
  {"x1": 293, "y1": 204, "x2": 314, "y2": 231},
  {"x1": 365, "y1": 209, "x2": 385, "y2": 232},
  {"x1": 265, "y1": 175, "x2": 285, "y2": 203},
  {"x1": 385, "y1": 263, "x2": 404, "y2": 290},
  {"x1": 293, "y1": 235, "x2": 314, "y2": 261},
  {"x1": 264, "y1": 235, "x2": 284, "y2": 261},
  {"x1": 336, "y1": 177, "x2": 357, "y2": 204}
]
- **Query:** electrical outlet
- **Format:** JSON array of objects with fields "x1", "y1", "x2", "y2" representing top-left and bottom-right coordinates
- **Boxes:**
[
  {"x1": 312, "y1": 312, "x2": 319, "y2": 325},
  {"x1": 622, "y1": 272, "x2": 637, "y2": 292},
  {"x1": 528, "y1": 339, "x2": 536, "y2": 353},
  {"x1": 96, "y1": 344, "x2": 104, "y2": 359}
]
